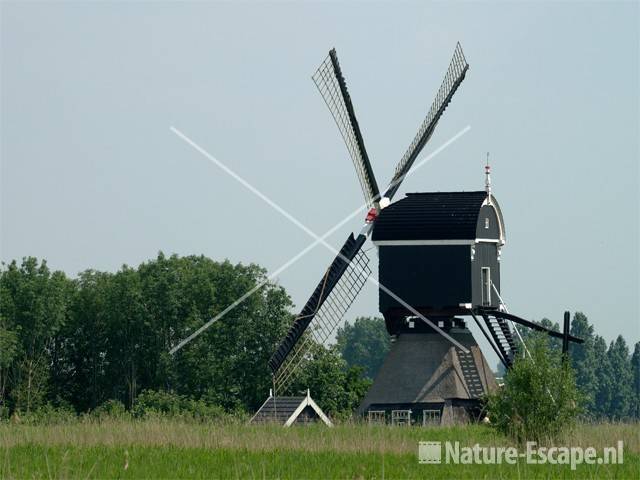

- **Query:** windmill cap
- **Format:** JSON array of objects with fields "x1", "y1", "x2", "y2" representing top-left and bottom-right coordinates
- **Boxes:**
[{"x1": 371, "y1": 191, "x2": 505, "y2": 242}]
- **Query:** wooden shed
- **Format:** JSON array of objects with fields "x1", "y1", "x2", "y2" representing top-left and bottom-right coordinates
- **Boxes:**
[{"x1": 249, "y1": 390, "x2": 332, "y2": 427}]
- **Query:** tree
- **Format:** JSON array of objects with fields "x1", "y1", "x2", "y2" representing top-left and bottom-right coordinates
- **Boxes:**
[
  {"x1": 103, "y1": 266, "x2": 148, "y2": 410},
  {"x1": 62, "y1": 269, "x2": 112, "y2": 411},
  {"x1": 606, "y1": 336, "x2": 633, "y2": 419},
  {"x1": 290, "y1": 343, "x2": 371, "y2": 419},
  {"x1": 336, "y1": 317, "x2": 390, "y2": 379},
  {"x1": 487, "y1": 334, "x2": 581, "y2": 443},
  {"x1": 157, "y1": 254, "x2": 293, "y2": 411},
  {"x1": 592, "y1": 335, "x2": 612, "y2": 418},
  {"x1": 631, "y1": 342, "x2": 640, "y2": 419},
  {"x1": 0, "y1": 280, "x2": 18, "y2": 415},
  {"x1": 0, "y1": 258, "x2": 72, "y2": 414},
  {"x1": 569, "y1": 312, "x2": 598, "y2": 414},
  {"x1": 519, "y1": 317, "x2": 561, "y2": 354}
]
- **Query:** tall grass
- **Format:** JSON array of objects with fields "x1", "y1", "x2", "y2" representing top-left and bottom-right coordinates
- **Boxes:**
[
  {"x1": 1, "y1": 419, "x2": 638, "y2": 479},
  {"x1": 1, "y1": 418, "x2": 637, "y2": 454}
]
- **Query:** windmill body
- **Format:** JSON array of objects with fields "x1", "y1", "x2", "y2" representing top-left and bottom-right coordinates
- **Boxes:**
[
  {"x1": 360, "y1": 191, "x2": 505, "y2": 424},
  {"x1": 373, "y1": 191, "x2": 505, "y2": 329}
]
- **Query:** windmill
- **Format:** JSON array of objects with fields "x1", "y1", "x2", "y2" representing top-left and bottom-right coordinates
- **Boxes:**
[{"x1": 261, "y1": 43, "x2": 583, "y2": 425}]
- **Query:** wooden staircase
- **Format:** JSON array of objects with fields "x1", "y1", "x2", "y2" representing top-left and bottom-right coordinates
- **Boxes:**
[
  {"x1": 456, "y1": 348, "x2": 486, "y2": 398},
  {"x1": 480, "y1": 312, "x2": 516, "y2": 367}
]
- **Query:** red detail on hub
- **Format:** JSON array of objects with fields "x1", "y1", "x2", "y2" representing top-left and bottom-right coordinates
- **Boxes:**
[{"x1": 365, "y1": 208, "x2": 378, "y2": 223}]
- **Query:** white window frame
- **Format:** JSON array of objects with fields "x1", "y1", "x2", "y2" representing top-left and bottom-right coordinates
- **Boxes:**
[
  {"x1": 391, "y1": 410, "x2": 411, "y2": 426},
  {"x1": 367, "y1": 410, "x2": 386, "y2": 424},
  {"x1": 422, "y1": 409, "x2": 441, "y2": 426},
  {"x1": 481, "y1": 267, "x2": 491, "y2": 306}
]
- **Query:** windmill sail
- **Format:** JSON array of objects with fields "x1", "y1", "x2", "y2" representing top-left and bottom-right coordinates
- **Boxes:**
[
  {"x1": 269, "y1": 43, "x2": 471, "y2": 393},
  {"x1": 269, "y1": 233, "x2": 371, "y2": 391},
  {"x1": 313, "y1": 49, "x2": 380, "y2": 208},
  {"x1": 384, "y1": 43, "x2": 469, "y2": 200}
]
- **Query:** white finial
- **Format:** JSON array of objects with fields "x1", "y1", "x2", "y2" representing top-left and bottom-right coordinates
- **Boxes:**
[
  {"x1": 306, "y1": 388, "x2": 310, "y2": 398},
  {"x1": 485, "y1": 152, "x2": 492, "y2": 201},
  {"x1": 269, "y1": 388, "x2": 273, "y2": 397}
]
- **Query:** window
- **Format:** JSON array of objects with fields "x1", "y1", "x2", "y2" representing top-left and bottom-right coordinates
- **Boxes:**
[
  {"x1": 391, "y1": 410, "x2": 411, "y2": 426},
  {"x1": 482, "y1": 267, "x2": 491, "y2": 306},
  {"x1": 485, "y1": 217, "x2": 490, "y2": 229},
  {"x1": 423, "y1": 409, "x2": 441, "y2": 426},
  {"x1": 368, "y1": 410, "x2": 386, "y2": 425}
]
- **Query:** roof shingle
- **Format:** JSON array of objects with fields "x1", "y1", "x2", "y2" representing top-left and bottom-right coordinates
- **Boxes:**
[
  {"x1": 250, "y1": 396, "x2": 305, "y2": 424},
  {"x1": 372, "y1": 191, "x2": 489, "y2": 241}
]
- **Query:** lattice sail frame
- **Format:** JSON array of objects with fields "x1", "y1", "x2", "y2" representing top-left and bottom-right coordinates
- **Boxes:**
[
  {"x1": 273, "y1": 248, "x2": 371, "y2": 393},
  {"x1": 385, "y1": 43, "x2": 469, "y2": 200},
  {"x1": 312, "y1": 50, "x2": 380, "y2": 208}
]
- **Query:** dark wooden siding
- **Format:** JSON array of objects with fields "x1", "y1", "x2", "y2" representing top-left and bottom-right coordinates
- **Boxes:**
[
  {"x1": 471, "y1": 242, "x2": 500, "y2": 307},
  {"x1": 378, "y1": 245, "x2": 472, "y2": 313},
  {"x1": 475, "y1": 205, "x2": 501, "y2": 240}
]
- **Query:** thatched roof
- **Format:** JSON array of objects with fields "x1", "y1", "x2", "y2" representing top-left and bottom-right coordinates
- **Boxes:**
[{"x1": 359, "y1": 330, "x2": 496, "y2": 412}]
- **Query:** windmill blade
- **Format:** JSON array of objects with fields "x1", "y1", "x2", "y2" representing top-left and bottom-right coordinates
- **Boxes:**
[
  {"x1": 384, "y1": 43, "x2": 469, "y2": 200},
  {"x1": 268, "y1": 232, "x2": 368, "y2": 373},
  {"x1": 313, "y1": 49, "x2": 380, "y2": 208},
  {"x1": 269, "y1": 233, "x2": 371, "y2": 391},
  {"x1": 273, "y1": 247, "x2": 371, "y2": 392}
]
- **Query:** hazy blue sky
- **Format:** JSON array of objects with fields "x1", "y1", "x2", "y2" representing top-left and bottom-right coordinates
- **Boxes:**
[{"x1": 1, "y1": 1, "x2": 638, "y2": 365}]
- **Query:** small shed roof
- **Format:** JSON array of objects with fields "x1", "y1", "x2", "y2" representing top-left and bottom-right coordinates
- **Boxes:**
[
  {"x1": 249, "y1": 390, "x2": 332, "y2": 427},
  {"x1": 372, "y1": 191, "x2": 502, "y2": 241}
]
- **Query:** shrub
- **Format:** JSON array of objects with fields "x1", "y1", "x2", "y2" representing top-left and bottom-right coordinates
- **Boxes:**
[
  {"x1": 487, "y1": 335, "x2": 582, "y2": 443},
  {"x1": 132, "y1": 390, "x2": 225, "y2": 421},
  {"x1": 18, "y1": 403, "x2": 77, "y2": 425},
  {"x1": 91, "y1": 399, "x2": 129, "y2": 420}
]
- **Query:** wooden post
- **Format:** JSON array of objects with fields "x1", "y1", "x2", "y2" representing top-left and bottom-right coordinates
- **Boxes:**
[{"x1": 562, "y1": 311, "x2": 571, "y2": 357}]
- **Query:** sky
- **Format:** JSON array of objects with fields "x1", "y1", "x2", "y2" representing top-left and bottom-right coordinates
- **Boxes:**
[{"x1": 1, "y1": 1, "x2": 638, "y2": 367}]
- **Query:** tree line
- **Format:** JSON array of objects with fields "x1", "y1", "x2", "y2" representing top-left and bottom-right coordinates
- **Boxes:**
[
  {"x1": 1, "y1": 254, "x2": 637, "y2": 421},
  {"x1": 0, "y1": 254, "x2": 368, "y2": 419},
  {"x1": 544, "y1": 313, "x2": 639, "y2": 420}
]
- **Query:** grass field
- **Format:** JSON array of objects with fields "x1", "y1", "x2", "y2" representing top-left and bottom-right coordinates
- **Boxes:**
[{"x1": 1, "y1": 419, "x2": 638, "y2": 479}]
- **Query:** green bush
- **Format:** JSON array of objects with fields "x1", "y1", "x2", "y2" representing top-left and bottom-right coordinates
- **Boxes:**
[
  {"x1": 18, "y1": 403, "x2": 77, "y2": 425},
  {"x1": 91, "y1": 399, "x2": 129, "y2": 420},
  {"x1": 132, "y1": 390, "x2": 226, "y2": 421},
  {"x1": 487, "y1": 335, "x2": 582, "y2": 443}
]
